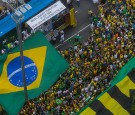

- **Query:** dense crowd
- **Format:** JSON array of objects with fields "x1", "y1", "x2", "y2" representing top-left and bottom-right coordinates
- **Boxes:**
[
  {"x1": 18, "y1": 0, "x2": 135, "y2": 115},
  {"x1": 0, "y1": 4, "x2": 11, "y2": 20},
  {"x1": 0, "y1": 36, "x2": 19, "y2": 55}
]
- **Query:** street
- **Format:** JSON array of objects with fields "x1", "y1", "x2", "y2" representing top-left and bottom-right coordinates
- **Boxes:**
[{"x1": 55, "y1": 0, "x2": 98, "y2": 50}]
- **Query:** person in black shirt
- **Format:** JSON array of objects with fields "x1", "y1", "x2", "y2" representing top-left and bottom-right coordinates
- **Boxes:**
[{"x1": 100, "y1": 0, "x2": 106, "y2": 5}]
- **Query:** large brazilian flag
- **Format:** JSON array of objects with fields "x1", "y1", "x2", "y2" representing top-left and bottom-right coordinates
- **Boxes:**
[
  {"x1": 79, "y1": 57, "x2": 135, "y2": 115},
  {"x1": 0, "y1": 31, "x2": 69, "y2": 115}
]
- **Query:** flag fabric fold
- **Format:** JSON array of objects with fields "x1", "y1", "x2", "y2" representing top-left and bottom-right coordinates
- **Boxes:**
[{"x1": 0, "y1": 31, "x2": 69, "y2": 115}]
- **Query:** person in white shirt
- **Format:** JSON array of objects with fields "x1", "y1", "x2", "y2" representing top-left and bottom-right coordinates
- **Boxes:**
[
  {"x1": 114, "y1": 53, "x2": 118, "y2": 59},
  {"x1": 60, "y1": 30, "x2": 64, "y2": 34},
  {"x1": 60, "y1": 33, "x2": 65, "y2": 43},
  {"x1": 90, "y1": 23, "x2": 94, "y2": 32},
  {"x1": 31, "y1": 29, "x2": 35, "y2": 35},
  {"x1": 14, "y1": 39, "x2": 19, "y2": 46},
  {"x1": 79, "y1": 49, "x2": 83, "y2": 55},
  {"x1": 1, "y1": 49, "x2": 5, "y2": 54},
  {"x1": 93, "y1": 0, "x2": 99, "y2": 4},
  {"x1": 124, "y1": 54, "x2": 127, "y2": 59},
  {"x1": 52, "y1": 36, "x2": 56, "y2": 44},
  {"x1": 2, "y1": 39, "x2": 7, "y2": 45},
  {"x1": 67, "y1": 0, "x2": 71, "y2": 8},
  {"x1": 67, "y1": 0, "x2": 71, "y2": 4}
]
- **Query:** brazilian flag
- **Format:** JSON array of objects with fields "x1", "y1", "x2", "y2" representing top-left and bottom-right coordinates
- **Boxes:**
[
  {"x1": 79, "y1": 57, "x2": 135, "y2": 115},
  {"x1": 0, "y1": 31, "x2": 69, "y2": 114}
]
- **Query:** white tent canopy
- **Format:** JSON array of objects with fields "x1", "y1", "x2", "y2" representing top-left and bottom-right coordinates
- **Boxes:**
[{"x1": 26, "y1": 1, "x2": 66, "y2": 30}]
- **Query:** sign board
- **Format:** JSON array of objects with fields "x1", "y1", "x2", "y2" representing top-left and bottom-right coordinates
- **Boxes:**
[{"x1": 26, "y1": 1, "x2": 66, "y2": 29}]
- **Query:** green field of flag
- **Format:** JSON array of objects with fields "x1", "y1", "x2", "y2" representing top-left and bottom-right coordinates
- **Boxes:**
[{"x1": 0, "y1": 31, "x2": 69, "y2": 115}]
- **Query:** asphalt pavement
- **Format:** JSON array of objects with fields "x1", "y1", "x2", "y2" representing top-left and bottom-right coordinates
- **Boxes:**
[{"x1": 55, "y1": 0, "x2": 98, "y2": 50}]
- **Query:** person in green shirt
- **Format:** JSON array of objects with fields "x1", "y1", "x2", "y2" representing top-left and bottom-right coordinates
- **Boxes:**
[{"x1": 75, "y1": 33, "x2": 81, "y2": 42}]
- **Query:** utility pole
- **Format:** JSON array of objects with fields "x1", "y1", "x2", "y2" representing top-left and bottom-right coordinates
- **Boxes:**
[
  {"x1": 2, "y1": 0, "x2": 32, "y2": 102},
  {"x1": 13, "y1": 15, "x2": 28, "y2": 102}
]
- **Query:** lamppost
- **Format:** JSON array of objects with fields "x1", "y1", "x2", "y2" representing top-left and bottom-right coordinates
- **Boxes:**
[
  {"x1": 2, "y1": 0, "x2": 32, "y2": 102},
  {"x1": 12, "y1": 11, "x2": 28, "y2": 102}
]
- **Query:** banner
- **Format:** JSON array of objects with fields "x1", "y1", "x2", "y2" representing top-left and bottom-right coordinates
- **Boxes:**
[
  {"x1": 26, "y1": 1, "x2": 66, "y2": 29},
  {"x1": 0, "y1": 31, "x2": 69, "y2": 114}
]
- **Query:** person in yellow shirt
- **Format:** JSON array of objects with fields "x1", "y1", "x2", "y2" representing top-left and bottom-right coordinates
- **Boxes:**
[
  {"x1": 120, "y1": 54, "x2": 123, "y2": 59},
  {"x1": 128, "y1": 31, "x2": 132, "y2": 38},
  {"x1": 76, "y1": 57, "x2": 80, "y2": 62},
  {"x1": 95, "y1": 28, "x2": 99, "y2": 35},
  {"x1": 64, "y1": 49, "x2": 68, "y2": 56}
]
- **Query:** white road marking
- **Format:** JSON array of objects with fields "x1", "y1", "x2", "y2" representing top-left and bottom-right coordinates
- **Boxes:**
[{"x1": 55, "y1": 24, "x2": 90, "y2": 48}]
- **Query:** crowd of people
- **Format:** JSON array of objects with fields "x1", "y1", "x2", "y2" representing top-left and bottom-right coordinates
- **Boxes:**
[
  {"x1": 0, "y1": 0, "x2": 31, "y2": 20},
  {"x1": 0, "y1": 0, "x2": 32, "y2": 55},
  {"x1": 0, "y1": 36, "x2": 19, "y2": 55},
  {"x1": 0, "y1": 26, "x2": 64, "y2": 55},
  {"x1": 0, "y1": 0, "x2": 33, "y2": 55},
  {"x1": 18, "y1": 0, "x2": 135, "y2": 115},
  {"x1": 0, "y1": 4, "x2": 11, "y2": 20},
  {"x1": 0, "y1": 0, "x2": 71, "y2": 55}
]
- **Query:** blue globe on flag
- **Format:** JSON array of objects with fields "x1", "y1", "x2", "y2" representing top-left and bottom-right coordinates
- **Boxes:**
[{"x1": 7, "y1": 56, "x2": 38, "y2": 87}]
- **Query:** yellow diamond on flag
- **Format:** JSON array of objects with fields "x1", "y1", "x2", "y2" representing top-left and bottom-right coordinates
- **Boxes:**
[{"x1": 0, "y1": 46, "x2": 47, "y2": 94}]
